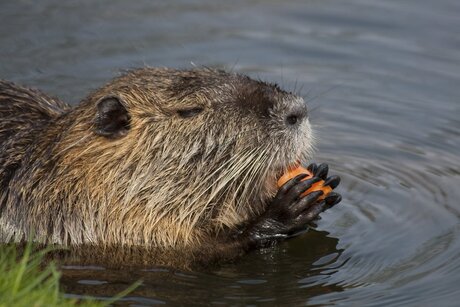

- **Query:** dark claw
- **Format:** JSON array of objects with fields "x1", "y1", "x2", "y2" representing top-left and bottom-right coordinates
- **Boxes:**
[
  {"x1": 323, "y1": 175, "x2": 341, "y2": 189},
  {"x1": 325, "y1": 192, "x2": 342, "y2": 208},
  {"x1": 277, "y1": 173, "x2": 309, "y2": 196},
  {"x1": 315, "y1": 164, "x2": 329, "y2": 180},
  {"x1": 294, "y1": 173, "x2": 309, "y2": 183},
  {"x1": 307, "y1": 163, "x2": 318, "y2": 174},
  {"x1": 292, "y1": 190, "x2": 323, "y2": 215}
]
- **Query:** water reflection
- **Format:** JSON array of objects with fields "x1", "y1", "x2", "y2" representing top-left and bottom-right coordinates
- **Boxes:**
[{"x1": 61, "y1": 230, "x2": 346, "y2": 305}]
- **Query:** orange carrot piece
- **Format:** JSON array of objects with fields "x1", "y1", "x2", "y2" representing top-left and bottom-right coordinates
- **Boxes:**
[{"x1": 277, "y1": 165, "x2": 332, "y2": 200}]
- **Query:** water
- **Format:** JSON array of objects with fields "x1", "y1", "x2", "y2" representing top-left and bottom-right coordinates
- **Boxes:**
[{"x1": 1, "y1": 0, "x2": 459, "y2": 305}]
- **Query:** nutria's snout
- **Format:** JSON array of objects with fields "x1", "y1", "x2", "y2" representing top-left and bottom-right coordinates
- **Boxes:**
[
  {"x1": 272, "y1": 95, "x2": 314, "y2": 158},
  {"x1": 267, "y1": 93, "x2": 309, "y2": 131},
  {"x1": 260, "y1": 94, "x2": 314, "y2": 198},
  {"x1": 284, "y1": 102, "x2": 308, "y2": 127}
]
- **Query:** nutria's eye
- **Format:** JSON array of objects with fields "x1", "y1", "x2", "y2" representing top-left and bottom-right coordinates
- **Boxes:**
[{"x1": 177, "y1": 107, "x2": 204, "y2": 118}]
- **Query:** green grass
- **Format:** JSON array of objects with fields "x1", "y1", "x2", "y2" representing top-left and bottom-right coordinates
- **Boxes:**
[{"x1": 0, "y1": 243, "x2": 137, "y2": 307}]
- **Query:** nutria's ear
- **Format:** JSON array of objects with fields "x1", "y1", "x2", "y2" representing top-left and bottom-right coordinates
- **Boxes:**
[{"x1": 94, "y1": 96, "x2": 131, "y2": 139}]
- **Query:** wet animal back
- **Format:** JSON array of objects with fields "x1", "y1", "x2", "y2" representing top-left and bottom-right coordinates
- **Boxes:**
[{"x1": 0, "y1": 81, "x2": 70, "y2": 189}]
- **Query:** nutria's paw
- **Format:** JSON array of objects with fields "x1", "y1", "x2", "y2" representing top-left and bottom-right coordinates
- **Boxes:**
[{"x1": 248, "y1": 164, "x2": 342, "y2": 246}]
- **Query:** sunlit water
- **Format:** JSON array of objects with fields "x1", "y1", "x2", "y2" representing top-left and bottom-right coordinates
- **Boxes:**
[{"x1": 1, "y1": 0, "x2": 459, "y2": 305}]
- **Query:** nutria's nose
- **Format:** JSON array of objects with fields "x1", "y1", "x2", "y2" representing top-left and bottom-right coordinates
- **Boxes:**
[{"x1": 285, "y1": 105, "x2": 308, "y2": 127}]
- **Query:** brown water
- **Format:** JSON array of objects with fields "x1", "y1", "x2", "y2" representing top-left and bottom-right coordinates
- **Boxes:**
[{"x1": 1, "y1": 0, "x2": 460, "y2": 305}]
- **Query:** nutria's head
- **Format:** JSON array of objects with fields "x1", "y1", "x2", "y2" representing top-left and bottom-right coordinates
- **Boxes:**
[{"x1": 57, "y1": 68, "x2": 314, "y2": 246}]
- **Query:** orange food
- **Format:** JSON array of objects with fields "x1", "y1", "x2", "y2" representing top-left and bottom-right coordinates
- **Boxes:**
[{"x1": 277, "y1": 165, "x2": 332, "y2": 200}]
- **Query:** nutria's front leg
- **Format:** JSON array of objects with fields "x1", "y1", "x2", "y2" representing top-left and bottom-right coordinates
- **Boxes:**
[
  {"x1": 244, "y1": 163, "x2": 341, "y2": 247},
  {"x1": 200, "y1": 164, "x2": 341, "y2": 265}
]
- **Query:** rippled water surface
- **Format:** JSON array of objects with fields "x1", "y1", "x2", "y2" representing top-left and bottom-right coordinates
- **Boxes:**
[{"x1": 1, "y1": 0, "x2": 459, "y2": 305}]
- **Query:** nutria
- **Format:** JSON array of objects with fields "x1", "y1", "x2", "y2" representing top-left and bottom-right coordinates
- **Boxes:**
[{"x1": 0, "y1": 68, "x2": 341, "y2": 267}]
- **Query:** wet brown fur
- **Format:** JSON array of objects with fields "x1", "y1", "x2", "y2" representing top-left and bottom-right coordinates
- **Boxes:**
[{"x1": 0, "y1": 68, "x2": 314, "y2": 267}]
